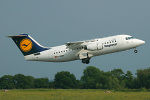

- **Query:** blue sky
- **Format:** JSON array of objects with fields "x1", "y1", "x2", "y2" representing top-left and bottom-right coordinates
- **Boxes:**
[{"x1": 0, "y1": 0, "x2": 150, "y2": 80}]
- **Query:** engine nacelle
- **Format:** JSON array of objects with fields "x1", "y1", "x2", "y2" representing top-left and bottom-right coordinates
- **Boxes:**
[{"x1": 85, "y1": 43, "x2": 102, "y2": 51}]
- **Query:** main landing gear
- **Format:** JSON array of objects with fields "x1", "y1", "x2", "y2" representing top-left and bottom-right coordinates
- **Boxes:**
[{"x1": 82, "y1": 58, "x2": 90, "y2": 64}]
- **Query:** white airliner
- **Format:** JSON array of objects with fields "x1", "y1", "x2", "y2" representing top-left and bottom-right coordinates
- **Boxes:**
[{"x1": 8, "y1": 34, "x2": 145, "y2": 64}]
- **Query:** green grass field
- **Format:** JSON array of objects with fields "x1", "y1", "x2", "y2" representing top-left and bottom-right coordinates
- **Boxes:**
[{"x1": 0, "y1": 89, "x2": 150, "y2": 100}]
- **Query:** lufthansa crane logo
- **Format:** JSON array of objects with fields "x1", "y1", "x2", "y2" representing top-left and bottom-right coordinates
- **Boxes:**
[{"x1": 20, "y1": 39, "x2": 33, "y2": 52}]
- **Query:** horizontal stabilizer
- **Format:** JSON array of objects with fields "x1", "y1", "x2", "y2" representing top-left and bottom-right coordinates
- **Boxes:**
[{"x1": 7, "y1": 35, "x2": 27, "y2": 38}]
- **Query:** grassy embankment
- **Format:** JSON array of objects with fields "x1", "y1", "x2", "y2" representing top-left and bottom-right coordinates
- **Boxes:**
[{"x1": 0, "y1": 89, "x2": 150, "y2": 100}]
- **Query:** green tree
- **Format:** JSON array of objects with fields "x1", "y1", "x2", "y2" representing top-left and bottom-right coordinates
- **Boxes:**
[
  {"x1": 137, "y1": 67, "x2": 150, "y2": 89},
  {"x1": 82, "y1": 66, "x2": 101, "y2": 79},
  {"x1": 0, "y1": 75, "x2": 15, "y2": 89},
  {"x1": 14, "y1": 74, "x2": 34, "y2": 89},
  {"x1": 107, "y1": 77, "x2": 120, "y2": 89},
  {"x1": 34, "y1": 78, "x2": 49, "y2": 88},
  {"x1": 132, "y1": 77, "x2": 140, "y2": 89},
  {"x1": 111, "y1": 69, "x2": 124, "y2": 81},
  {"x1": 49, "y1": 81, "x2": 55, "y2": 89},
  {"x1": 106, "y1": 76, "x2": 125, "y2": 90},
  {"x1": 81, "y1": 66, "x2": 105, "y2": 89},
  {"x1": 125, "y1": 71, "x2": 133, "y2": 81},
  {"x1": 124, "y1": 71, "x2": 134, "y2": 88},
  {"x1": 54, "y1": 71, "x2": 77, "y2": 89}
]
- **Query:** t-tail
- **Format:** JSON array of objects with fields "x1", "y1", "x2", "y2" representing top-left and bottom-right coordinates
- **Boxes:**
[{"x1": 7, "y1": 34, "x2": 49, "y2": 56}]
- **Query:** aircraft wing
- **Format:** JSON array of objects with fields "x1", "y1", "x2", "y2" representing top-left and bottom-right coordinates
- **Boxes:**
[{"x1": 65, "y1": 41, "x2": 84, "y2": 49}]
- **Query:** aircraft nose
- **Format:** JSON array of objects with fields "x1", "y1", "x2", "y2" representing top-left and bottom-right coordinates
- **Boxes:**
[{"x1": 136, "y1": 39, "x2": 145, "y2": 46}]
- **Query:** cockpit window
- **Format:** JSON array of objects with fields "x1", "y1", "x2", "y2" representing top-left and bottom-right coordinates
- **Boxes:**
[{"x1": 126, "y1": 37, "x2": 134, "y2": 40}]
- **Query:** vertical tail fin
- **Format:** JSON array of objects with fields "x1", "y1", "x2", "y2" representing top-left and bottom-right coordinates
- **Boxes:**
[{"x1": 7, "y1": 34, "x2": 49, "y2": 56}]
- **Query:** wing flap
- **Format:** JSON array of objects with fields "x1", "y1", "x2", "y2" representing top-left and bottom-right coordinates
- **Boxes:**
[{"x1": 65, "y1": 41, "x2": 84, "y2": 49}]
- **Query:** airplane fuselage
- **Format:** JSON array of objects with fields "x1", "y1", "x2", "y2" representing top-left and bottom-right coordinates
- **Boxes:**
[{"x1": 23, "y1": 35, "x2": 145, "y2": 64}]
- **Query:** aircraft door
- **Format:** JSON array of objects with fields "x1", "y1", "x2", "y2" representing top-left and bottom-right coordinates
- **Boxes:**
[
  {"x1": 49, "y1": 51, "x2": 54, "y2": 59},
  {"x1": 97, "y1": 42, "x2": 103, "y2": 50}
]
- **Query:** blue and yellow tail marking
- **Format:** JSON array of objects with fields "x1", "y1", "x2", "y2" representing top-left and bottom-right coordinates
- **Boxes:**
[{"x1": 8, "y1": 34, "x2": 49, "y2": 56}]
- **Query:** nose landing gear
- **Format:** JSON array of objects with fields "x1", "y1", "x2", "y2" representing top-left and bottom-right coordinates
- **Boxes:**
[{"x1": 134, "y1": 49, "x2": 138, "y2": 53}]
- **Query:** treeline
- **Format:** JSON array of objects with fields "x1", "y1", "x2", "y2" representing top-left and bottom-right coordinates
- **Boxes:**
[
  {"x1": 0, "y1": 74, "x2": 50, "y2": 89},
  {"x1": 0, "y1": 66, "x2": 150, "y2": 89}
]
